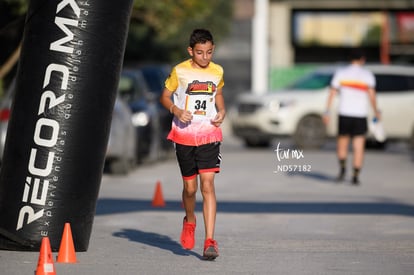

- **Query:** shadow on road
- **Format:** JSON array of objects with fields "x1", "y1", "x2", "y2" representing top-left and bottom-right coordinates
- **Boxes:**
[
  {"x1": 113, "y1": 228, "x2": 202, "y2": 259},
  {"x1": 96, "y1": 198, "x2": 414, "y2": 217},
  {"x1": 286, "y1": 170, "x2": 336, "y2": 182}
]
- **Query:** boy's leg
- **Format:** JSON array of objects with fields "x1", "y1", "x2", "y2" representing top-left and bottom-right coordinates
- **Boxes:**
[
  {"x1": 195, "y1": 142, "x2": 220, "y2": 259},
  {"x1": 350, "y1": 117, "x2": 367, "y2": 184},
  {"x1": 352, "y1": 135, "x2": 365, "y2": 169},
  {"x1": 180, "y1": 177, "x2": 198, "y2": 250},
  {"x1": 200, "y1": 172, "x2": 216, "y2": 240},
  {"x1": 182, "y1": 177, "x2": 198, "y2": 223},
  {"x1": 351, "y1": 135, "x2": 366, "y2": 184},
  {"x1": 337, "y1": 135, "x2": 350, "y2": 161},
  {"x1": 336, "y1": 135, "x2": 349, "y2": 181},
  {"x1": 175, "y1": 143, "x2": 198, "y2": 223},
  {"x1": 200, "y1": 171, "x2": 219, "y2": 260},
  {"x1": 175, "y1": 143, "x2": 198, "y2": 249},
  {"x1": 336, "y1": 116, "x2": 350, "y2": 181}
]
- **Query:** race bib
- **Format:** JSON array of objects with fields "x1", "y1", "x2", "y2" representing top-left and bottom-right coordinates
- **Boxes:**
[{"x1": 185, "y1": 94, "x2": 214, "y2": 116}]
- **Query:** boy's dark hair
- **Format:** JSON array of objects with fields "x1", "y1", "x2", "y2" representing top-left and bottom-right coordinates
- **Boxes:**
[
  {"x1": 189, "y1": 29, "x2": 214, "y2": 48},
  {"x1": 348, "y1": 48, "x2": 366, "y2": 61}
]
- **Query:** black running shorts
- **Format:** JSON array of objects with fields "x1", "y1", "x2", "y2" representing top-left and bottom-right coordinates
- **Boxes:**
[
  {"x1": 338, "y1": 115, "x2": 367, "y2": 137},
  {"x1": 175, "y1": 142, "x2": 222, "y2": 180}
]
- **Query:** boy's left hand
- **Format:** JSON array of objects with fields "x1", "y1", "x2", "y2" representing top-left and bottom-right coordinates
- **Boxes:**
[{"x1": 211, "y1": 111, "x2": 225, "y2": 127}]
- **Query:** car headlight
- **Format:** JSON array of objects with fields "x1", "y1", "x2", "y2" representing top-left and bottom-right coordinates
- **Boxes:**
[
  {"x1": 131, "y1": 112, "x2": 149, "y2": 127},
  {"x1": 268, "y1": 100, "x2": 280, "y2": 112},
  {"x1": 279, "y1": 99, "x2": 296, "y2": 109},
  {"x1": 267, "y1": 99, "x2": 296, "y2": 112}
]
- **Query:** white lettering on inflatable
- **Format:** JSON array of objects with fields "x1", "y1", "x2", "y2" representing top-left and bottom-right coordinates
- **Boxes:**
[
  {"x1": 30, "y1": 178, "x2": 49, "y2": 206},
  {"x1": 17, "y1": 177, "x2": 49, "y2": 230},
  {"x1": 57, "y1": 0, "x2": 81, "y2": 17},
  {"x1": 50, "y1": 17, "x2": 78, "y2": 54},
  {"x1": 28, "y1": 149, "x2": 55, "y2": 177},
  {"x1": 16, "y1": 0, "x2": 81, "y2": 231},
  {"x1": 38, "y1": 91, "x2": 66, "y2": 115},
  {"x1": 51, "y1": 0, "x2": 81, "y2": 54},
  {"x1": 43, "y1": 63, "x2": 69, "y2": 89},
  {"x1": 34, "y1": 118, "x2": 59, "y2": 147},
  {"x1": 22, "y1": 177, "x2": 31, "y2": 202},
  {"x1": 16, "y1": 206, "x2": 44, "y2": 231}
]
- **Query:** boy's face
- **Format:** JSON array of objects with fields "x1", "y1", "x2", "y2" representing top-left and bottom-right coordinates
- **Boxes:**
[{"x1": 187, "y1": 41, "x2": 214, "y2": 69}]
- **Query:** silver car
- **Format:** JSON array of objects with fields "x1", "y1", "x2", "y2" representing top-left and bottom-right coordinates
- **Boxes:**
[{"x1": 105, "y1": 96, "x2": 137, "y2": 174}]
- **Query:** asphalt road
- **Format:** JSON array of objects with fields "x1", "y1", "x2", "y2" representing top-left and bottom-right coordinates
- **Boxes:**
[{"x1": 1, "y1": 135, "x2": 414, "y2": 275}]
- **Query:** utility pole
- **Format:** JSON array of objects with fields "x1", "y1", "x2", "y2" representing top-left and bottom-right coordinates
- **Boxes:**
[{"x1": 252, "y1": 0, "x2": 269, "y2": 95}]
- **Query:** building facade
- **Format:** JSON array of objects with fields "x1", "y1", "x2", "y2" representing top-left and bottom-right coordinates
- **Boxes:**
[{"x1": 216, "y1": 0, "x2": 414, "y2": 94}]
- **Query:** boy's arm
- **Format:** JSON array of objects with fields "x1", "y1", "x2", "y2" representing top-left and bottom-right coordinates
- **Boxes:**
[
  {"x1": 323, "y1": 86, "x2": 337, "y2": 125},
  {"x1": 367, "y1": 87, "x2": 381, "y2": 120},
  {"x1": 160, "y1": 87, "x2": 175, "y2": 113},
  {"x1": 211, "y1": 87, "x2": 226, "y2": 127},
  {"x1": 159, "y1": 88, "x2": 193, "y2": 123}
]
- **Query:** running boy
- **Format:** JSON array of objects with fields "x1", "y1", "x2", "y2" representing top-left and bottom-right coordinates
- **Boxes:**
[{"x1": 160, "y1": 29, "x2": 225, "y2": 260}]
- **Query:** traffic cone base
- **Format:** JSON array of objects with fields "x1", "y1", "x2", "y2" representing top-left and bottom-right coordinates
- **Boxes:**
[
  {"x1": 57, "y1": 223, "x2": 77, "y2": 263},
  {"x1": 35, "y1": 237, "x2": 56, "y2": 275},
  {"x1": 152, "y1": 181, "x2": 166, "y2": 207}
]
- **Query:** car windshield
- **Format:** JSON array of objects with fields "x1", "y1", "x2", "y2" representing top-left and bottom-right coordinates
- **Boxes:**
[
  {"x1": 140, "y1": 67, "x2": 169, "y2": 94},
  {"x1": 285, "y1": 72, "x2": 332, "y2": 90},
  {"x1": 118, "y1": 75, "x2": 139, "y2": 103},
  {"x1": 118, "y1": 76, "x2": 133, "y2": 95}
]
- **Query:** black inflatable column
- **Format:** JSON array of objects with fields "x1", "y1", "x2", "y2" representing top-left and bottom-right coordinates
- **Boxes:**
[{"x1": 0, "y1": 0, "x2": 133, "y2": 251}]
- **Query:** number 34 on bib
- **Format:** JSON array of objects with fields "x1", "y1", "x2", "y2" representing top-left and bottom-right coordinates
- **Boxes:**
[{"x1": 185, "y1": 95, "x2": 214, "y2": 116}]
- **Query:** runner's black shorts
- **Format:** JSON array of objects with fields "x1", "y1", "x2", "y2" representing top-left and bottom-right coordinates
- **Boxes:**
[
  {"x1": 175, "y1": 142, "x2": 222, "y2": 180},
  {"x1": 338, "y1": 115, "x2": 367, "y2": 137}
]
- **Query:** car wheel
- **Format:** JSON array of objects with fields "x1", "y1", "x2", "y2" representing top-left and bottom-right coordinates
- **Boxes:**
[
  {"x1": 244, "y1": 138, "x2": 271, "y2": 148},
  {"x1": 365, "y1": 139, "x2": 387, "y2": 150},
  {"x1": 293, "y1": 115, "x2": 326, "y2": 149}
]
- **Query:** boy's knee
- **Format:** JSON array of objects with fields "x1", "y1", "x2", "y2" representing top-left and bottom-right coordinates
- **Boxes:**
[
  {"x1": 201, "y1": 181, "x2": 215, "y2": 194},
  {"x1": 185, "y1": 190, "x2": 197, "y2": 198},
  {"x1": 183, "y1": 185, "x2": 197, "y2": 197}
]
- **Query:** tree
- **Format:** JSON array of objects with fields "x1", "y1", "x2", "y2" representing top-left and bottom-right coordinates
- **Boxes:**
[
  {"x1": 126, "y1": 0, "x2": 233, "y2": 63},
  {"x1": 0, "y1": 0, "x2": 233, "y2": 71},
  {"x1": 0, "y1": 0, "x2": 27, "y2": 94}
]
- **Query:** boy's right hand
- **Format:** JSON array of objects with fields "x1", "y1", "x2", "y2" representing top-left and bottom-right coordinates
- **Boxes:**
[{"x1": 176, "y1": 108, "x2": 193, "y2": 123}]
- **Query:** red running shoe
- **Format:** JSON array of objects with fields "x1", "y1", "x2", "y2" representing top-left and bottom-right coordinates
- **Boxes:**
[
  {"x1": 203, "y1": 238, "x2": 219, "y2": 260},
  {"x1": 180, "y1": 216, "x2": 196, "y2": 250}
]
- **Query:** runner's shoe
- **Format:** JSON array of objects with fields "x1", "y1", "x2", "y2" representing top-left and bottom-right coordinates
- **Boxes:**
[
  {"x1": 336, "y1": 169, "x2": 345, "y2": 182},
  {"x1": 180, "y1": 216, "x2": 196, "y2": 250},
  {"x1": 203, "y1": 238, "x2": 219, "y2": 260},
  {"x1": 352, "y1": 176, "x2": 360, "y2": 185}
]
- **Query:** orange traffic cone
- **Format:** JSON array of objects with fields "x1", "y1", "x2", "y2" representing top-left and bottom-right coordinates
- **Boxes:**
[
  {"x1": 57, "y1": 223, "x2": 77, "y2": 263},
  {"x1": 152, "y1": 181, "x2": 166, "y2": 207},
  {"x1": 35, "y1": 237, "x2": 56, "y2": 275}
]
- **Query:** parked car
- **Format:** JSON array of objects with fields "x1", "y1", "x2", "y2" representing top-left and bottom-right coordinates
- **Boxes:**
[
  {"x1": 0, "y1": 79, "x2": 137, "y2": 175},
  {"x1": 118, "y1": 66, "x2": 172, "y2": 163},
  {"x1": 231, "y1": 65, "x2": 414, "y2": 149},
  {"x1": 0, "y1": 85, "x2": 12, "y2": 160},
  {"x1": 104, "y1": 97, "x2": 137, "y2": 175},
  {"x1": 139, "y1": 64, "x2": 173, "y2": 152}
]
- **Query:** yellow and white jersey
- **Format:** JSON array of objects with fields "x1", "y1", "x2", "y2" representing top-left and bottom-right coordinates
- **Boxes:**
[{"x1": 165, "y1": 59, "x2": 224, "y2": 146}]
